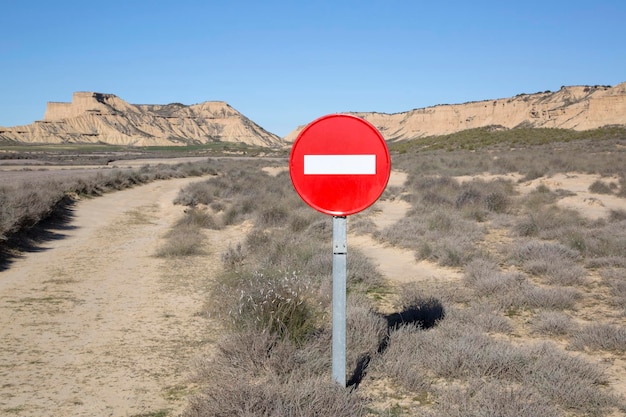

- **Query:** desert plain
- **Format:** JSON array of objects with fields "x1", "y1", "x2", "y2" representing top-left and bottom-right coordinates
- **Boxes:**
[{"x1": 1, "y1": 134, "x2": 626, "y2": 417}]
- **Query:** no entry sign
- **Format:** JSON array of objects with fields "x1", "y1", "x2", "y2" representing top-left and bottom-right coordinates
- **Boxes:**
[{"x1": 289, "y1": 114, "x2": 391, "y2": 216}]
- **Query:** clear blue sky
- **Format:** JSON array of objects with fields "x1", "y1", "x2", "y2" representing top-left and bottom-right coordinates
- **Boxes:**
[{"x1": 1, "y1": 0, "x2": 624, "y2": 137}]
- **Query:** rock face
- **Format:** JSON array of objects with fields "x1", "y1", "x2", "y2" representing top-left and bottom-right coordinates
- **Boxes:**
[
  {"x1": 0, "y1": 92, "x2": 283, "y2": 147},
  {"x1": 285, "y1": 83, "x2": 626, "y2": 142}
]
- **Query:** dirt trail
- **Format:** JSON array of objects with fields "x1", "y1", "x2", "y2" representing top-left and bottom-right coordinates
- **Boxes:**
[
  {"x1": 0, "y1": 177, "x2": 237, "y2": 417},
  {"x1": 350, "y1": 170, "x2": 461, "y2": 310}
]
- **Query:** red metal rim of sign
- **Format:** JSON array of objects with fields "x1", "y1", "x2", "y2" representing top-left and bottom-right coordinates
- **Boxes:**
[{"x1": 289, "y1": 114, "x2": 391, "y2": 216}]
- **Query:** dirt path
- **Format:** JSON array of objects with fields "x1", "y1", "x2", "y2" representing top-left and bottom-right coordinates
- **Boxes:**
[
  {"x1": 350, "y1": 170, "x2": 462, "y2": 312},
  {"x1": 0, "y1": 177, "x2": 239, "y2": 417}
]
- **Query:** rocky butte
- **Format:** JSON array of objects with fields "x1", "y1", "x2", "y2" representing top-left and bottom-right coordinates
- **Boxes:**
[
  {"x1": 0, "y1": 92, "x2": 283, "y2": 147},
  {"x1": 284, "y1": 82, "x2": 626, "y2": 142}
]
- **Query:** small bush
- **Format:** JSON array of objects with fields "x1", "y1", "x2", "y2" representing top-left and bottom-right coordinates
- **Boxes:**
[
  {"x1": 176, "y1": 208, "x2": 221, "y2": 230},
  {"x1": 346, "y1": 295, "x2": 387, "y2": 366},
  {"x1": 427, "y1": 380, "x2": 561, "y2": 417},
  {"x1": 209, "y1": 270, "x2": 321, "y2": 344},
  {"x1": 155, "y1": 224, "x2": 206, "y2": 257},
  {"x1": 187, "y1": 327, "x2": 360, "y2": 415},
  {"x1": 570, "y1": 323, "x2": 626, "y2": 352},
  {"x1": 221, "y1": 243, "x2": 246, "y2": 270},
  {"x1": 447, "y1": 303, "x2": 513, "y2": 334},
  {"x1": 511, "y1": 240, "x2": 586, "y2": 286},
  {"x1": 517, "y1": 285, "x2": 580, "y2": 311},
  {"x1": 464, "y1": 258, "x2": 579, "y2": 310},
  {"x1": 377, "y1": 318, "x2": 618, "y2": 415},
  {"x1": 455, "y1": 187, "x2": 482, "y2": 209},
  {"x1": 602, "y1": 268, "x2": 626, "y2": 313},
  {"x1": 185, "y1": 373, "x2": 365, "y2": 417},
  {"x1": 174, "y1": 181, "x2": 216, "y2": 206},
  {"x1": 589, "y1": 180, "x2": 614, "y2": 195},
  {"x1": 485, "y1": 191, "x2": 509, "y2": 213},
  {"x1": 532, "y1": 311, "x2": 575, "y2": 336},
  {"x1": 256, "y1": 205, "x2": 289, "y2": 228},
  {"x1": 514, "y1": 215, "x2": 539, "y2": 236}
]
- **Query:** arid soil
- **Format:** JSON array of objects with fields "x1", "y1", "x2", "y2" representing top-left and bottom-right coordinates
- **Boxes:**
[
  {"x1": 1, "y1": 168, "x2": 624, "y2": 416},
  {"x1": 0, "y1": 176, "x2": 246, "y2": 416}
]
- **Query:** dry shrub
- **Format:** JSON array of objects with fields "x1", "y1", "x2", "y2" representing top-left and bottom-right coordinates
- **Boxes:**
[
  {"x1": 464, "y1": 258, "x2": 579, "y2": 310},
  {"x1": 221, "y1": 243, "x2": 246, "y2": 270},
  {"x1": 245, "y1": 228, "x2": 271, "y2": 251},
  {"x1": 532, "y1": 311, "x2": 575, "y2": 336},
  {"x1": 208, "y1": 269, "x2": 322, "y2": 344},
  {"x1": 426, "y1": 380, "x2": 561, "y2": 417},
  {"x1": 347, "y1": 248, "x2": 386, "y2": 290},
  {"x1": 376, "y1": 318, "x2": 618, "y2": 416},
  {"x1": 256, "y1": 204, "x2": 289, "y2": 228},
  {"x1": 1, "y1": 159, "x2": 222, "y2": 249},
  {"x1": 155, "y1": 224, "x2": 205, "y2": 257},
  {"x1": 411, "y1": 175, "x2": 460, "y2": 206},
  {"x1": 572, "y1": 220, "x2": 626, "y2": 259},
  {"x1": 514, "y1": 205, "x2": 584, "y2": 238},
  {"x1": 156, "y1": 205, "x2": 224, "y2": 258},
  {"x1": 519, "y1": 285, "x2": 580, "y2": 311},
  {"x1": 174, "y1": 181, "x2": 216, "y2": 206},
  {"x1": 526, "y1": 342, "x2": 616, "y2": 415},
  {"x1": 512, "y1": 240, "x2": 587, "y2": 286},
  {"x1": 447, "y1": 303, "x2": 513, "y2": 334},
  {"x1": 602, "y1": 268, "x2": 626, "y2": 314},
  {"x1": 464, "y1": 258, "x2": 524, "y2": 296},
  {"x1": 346, "y1": 295, "x2": 387, "y2": 366},
  {"x1": 0, "y1": 182, "x2": 65, "y2": 239},
  {"x1": 589, "y1": 180, "x2": 614, "y2": 195},
  {"x1": 186, "y1": 328, "x2": 362, "y2": 417},
  {"x1": 176, "y1": 207, "x2": 221, "y2": 230},
  {"x1": 370, "y1": 325, "x2": 431, "y2": 392},
  {"x1": 570, "y1": 323, "x2": 626, "y2": 352},
  {"x1": 184, "y1": 373, "x2": 364, "y2": 417},
  {"x1": 454, "y1": 179, "x2": 513, "y2": 215},
  {"x1": 384, "y1": 207, "x2": 484, "y2": 267}
]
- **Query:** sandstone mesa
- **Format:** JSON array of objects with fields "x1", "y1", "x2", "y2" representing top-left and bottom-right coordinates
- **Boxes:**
[
  {"x1": 1, "y1": 82, "x2": 625, "y2": 147},
  {"x1": 284, "y1": 82, "x2": 626, "y2": 142},
  {"x1": 0, "y1": 92, "x2": 282, "y2": 147}
]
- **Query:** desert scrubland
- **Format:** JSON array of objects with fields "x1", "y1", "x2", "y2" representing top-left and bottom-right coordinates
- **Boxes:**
[{"x1": 1, "y1": 128, "x2": 626, "y2": 416}]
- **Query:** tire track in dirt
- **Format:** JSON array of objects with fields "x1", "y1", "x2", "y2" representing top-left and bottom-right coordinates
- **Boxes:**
[{"x1": 0, "y1": 177, "x2": 242, "y2": 417}]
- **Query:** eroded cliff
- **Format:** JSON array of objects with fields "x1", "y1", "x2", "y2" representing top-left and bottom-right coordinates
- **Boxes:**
[
  {"x1": 0, "y1": 92, "x2": 283, "y2": 147},
  {"x1": 285, "y1": 83, "x2": 626, "y2": 142}
]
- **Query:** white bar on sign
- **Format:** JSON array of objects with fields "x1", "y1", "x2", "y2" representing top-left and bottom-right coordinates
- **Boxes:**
[{"x1": 304, "y1": 154, "x2": 376, "y2": 175}]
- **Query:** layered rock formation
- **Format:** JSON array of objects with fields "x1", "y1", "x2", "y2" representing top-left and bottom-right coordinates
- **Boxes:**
[
  {"x1": 0, "y1": 92, "x2": 283, "y2": 147},
  {"x1": 3, "y1": 83, "x2": 625, "y2": 147},
  {"x1": 285, "y1": 82, "x2": 626, "y2": 142}
]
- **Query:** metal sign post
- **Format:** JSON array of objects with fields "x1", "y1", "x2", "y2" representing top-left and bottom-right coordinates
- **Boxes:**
[{"x1": 332, "y1": 216, "x2": 347, "y2": 386}]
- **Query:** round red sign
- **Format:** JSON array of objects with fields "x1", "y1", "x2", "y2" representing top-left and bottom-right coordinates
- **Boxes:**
[{"x1": 289, "y1": 114, "x2": 391, "y2": 216}]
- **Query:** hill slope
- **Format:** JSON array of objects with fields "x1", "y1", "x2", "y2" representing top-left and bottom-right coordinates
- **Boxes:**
[
  {"x1": 285, "y1": 82, "x2": 626, "y2": 142},
  {"x1": 0, "y1": 92, "x2": 283, "y2": 147}
]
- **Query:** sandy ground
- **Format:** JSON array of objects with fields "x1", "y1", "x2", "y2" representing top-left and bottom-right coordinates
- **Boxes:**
[
  {"x1": 0, "y1": 176, "x2": 245, "y2": 417},
  {"x1": 1, "y1": 167, "x2": 624, "y2": 416}
]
